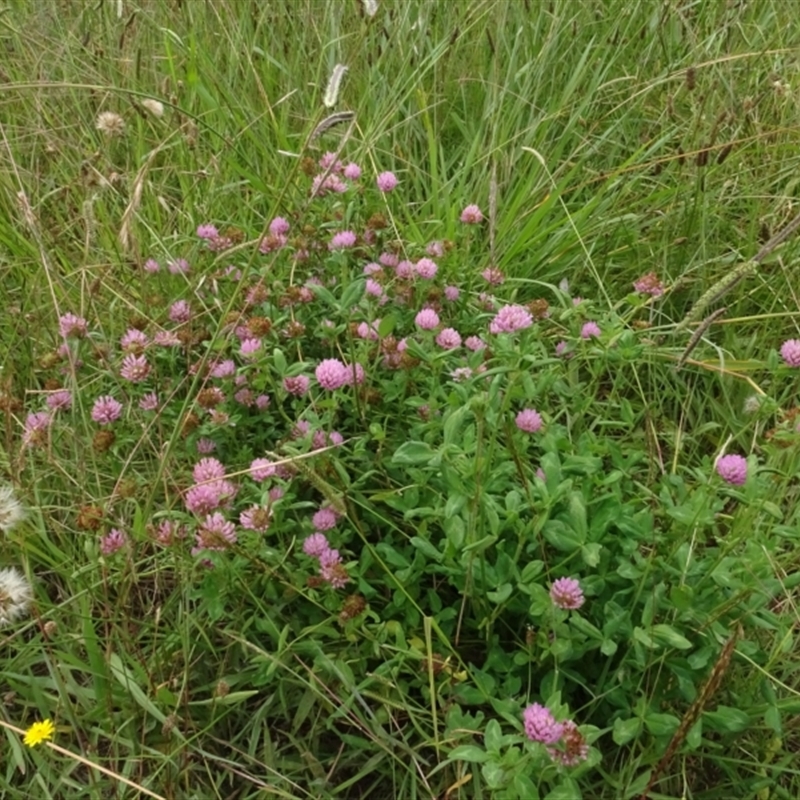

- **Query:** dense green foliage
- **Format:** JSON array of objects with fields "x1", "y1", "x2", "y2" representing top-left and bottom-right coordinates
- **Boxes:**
[{"x1": 2, "y1": 2, "x2": 800, "y2": 798}]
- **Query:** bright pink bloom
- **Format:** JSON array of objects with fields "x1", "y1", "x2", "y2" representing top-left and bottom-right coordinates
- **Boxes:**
[
  {"x1": 716, "y1": 454, "x2": 748, "y2": 485},
  {"x1": 523, "y1": 704, "x2": 564, "y2": 744},
  {"x1": 209, "y1": 359, "x2": 236, "y2": 379},
  {"x1": 316, "y1": 358, "x2": 349, "y2": 390},
  {"x1": 196, "y1": 224, "x2": 219, "y2": 239}
]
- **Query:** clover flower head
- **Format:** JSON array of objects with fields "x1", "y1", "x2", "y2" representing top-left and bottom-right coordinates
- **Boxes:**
[
  {"x1": 460, "y1": 204, "x2": 483, "y2": 224},
  {"x1": 316, "y1": 358, "x2": 349, "y2": 390},
  {"x1": 523, "y1": 703, "x2": 563, "y2": 744},
  {"x1": 581, "y1": 321, "x2": 601, "y2": 339},
  {"x1": 415, "y1": 309, "x2": 440, "y2": 330},
  {"x1": 716, "y1": 453, "x2": 748, "y2": 485},
  {"x1": 780, "y1": 339, "x2": 800, "y2": 367},
  {"x1": 436, "y1": 328, "x2": 462, "y2": 349},
  {"x1": 91, "y1": 396, "x2": 123, "y2": 424},
  {"x1": 550, "y1": 577, "x2": 585, "y2": 610},
  {"x1": 489, "y1": 304, "x2": 532, "y2": 334},
  {"x1": 516, "y1": 408, "x2": 543, "y2": 433},
  {"x1": 376, "y1": 171, "x2": 398, "y2": 192}
]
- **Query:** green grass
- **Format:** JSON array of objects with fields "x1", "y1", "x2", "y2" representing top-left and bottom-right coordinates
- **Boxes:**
[{"x1": 2, "y1": 1, "x2": 800, "y2": 798}]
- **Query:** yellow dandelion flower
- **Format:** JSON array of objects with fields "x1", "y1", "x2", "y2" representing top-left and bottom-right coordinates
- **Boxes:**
[{"x1": 23, "y1": 718, "x2": 55, "y2": 747}]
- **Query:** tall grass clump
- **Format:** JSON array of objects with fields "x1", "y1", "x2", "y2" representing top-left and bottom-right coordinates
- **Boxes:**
[{"x1": 2, "y1": 1, "x2": 800, "y2": 798}]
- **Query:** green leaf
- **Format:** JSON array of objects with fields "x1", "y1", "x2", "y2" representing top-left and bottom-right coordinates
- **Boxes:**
[
  {"x1": 703, "y1": 706, "x2": 750, "y2": 733},
  {"x1": 650, "y1": 624, "x2": 693, "y2": 650},
  {"x1": 513, "y1": 774, "x2": 539, "y2": 799},
  {"x1": 448, "y1": 745, "x2": 489, "y2": 763},
  {"x1": 686, "y1": 719, "x2": 703, "y2": 749},
  {"x1": 611, "y1": 717, "x2": 642, "y2": 745},
  {"x1": 600, "y1": 639, "x2": 618, "y2": 656},
  {"x1": 410, "y1": 537, "x2": 442, "y2": 561},
  {"x1": 271, "y1": 348, "x2": 287, "y2": 375},
  {"x1": 340, "y1": 278, "x2": 365, "y2": 310},
  {"x1": 481, "y1": 760, "x2": 506, "y2": 789},
  {"x1": 764, "y1": 705, "x2": 782, "y2": 734},
  {"x1": 632, "y1": 626, "x2": 655, "y2": 648},
  {"x1": 484, "y1": 719, "x2": 503, "y2": 753},
  {"x1": 487, "y1": 583, "x2": 513, "y2": 604},
  {"x1": 378, "y1": 314, "x2": 397, "y2": 338},
  {"x1": 581, "y1": 542, "x2": 602, "y2": 567},
  {"x1": 669, "y1": 585, "x2": 693, "y2": 612},
  {"x1": 392, "y1": 441, "x2": 436, "y2": 466},
  {"x1": 463, "y1": 534, "x2": 498, "y2": 554},
  {"x1": 644, "y1": 712, "x2": 679, "y2": 736}
]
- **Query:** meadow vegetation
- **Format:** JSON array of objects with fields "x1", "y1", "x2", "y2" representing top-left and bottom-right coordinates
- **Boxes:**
[{"x1": 2, "y1": 1, "x2": 800, "y2": 798}]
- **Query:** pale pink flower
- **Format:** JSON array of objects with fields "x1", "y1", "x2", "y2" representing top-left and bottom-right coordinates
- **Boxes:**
[
  {"x1": 436, "y1": 328, "x2": 462, "y2": 349},
  {"x1": 444, "y1": 285, "x2": 460, "y2": 301},
  {"x1": 516, "y1": 409, "x2": 543, "y2": 433},
  {"x1": 239, "y1": 505, "x2": 272, "y2": 533},
  {"x1": 550, "y1": 577, "x2": 585, "y2": 610},
  {"x1": 193, "y1": 512, "x2": 237, "y2": 553},
  {"x1": 415, "y1": 258, "x2": 438, "y2": 279},
  {"x1": 329, "y1": 230, "x2": 357, "y2": 250},
  {"x1": 581, "y1": 321, "x2": 601, "y2": 339},
  {"x1": 100, "y1": 528, "x2": 128, "y2": 557},
  {"x1": 283, "y1": 375, "x2": 310, "y2": 396},
  {"x1": 120, "y1": 353, "x2": 150, "y2": 382},
  {"x1": 139, "y1": 392, "x2": 159, "y2": 411},
  {"x1": 46, "y1": 390, "x2": 72, "y2": 411},
  {"x1": 269, "y1": 217, "x2": 290, "y2": 236},
  {"x1": 376, "y1": 171, "x2": 398, "y2": 192},
  {"x1": 415, "y1": 309, "x2": 440, "y2": 330},
  {"x1": 193, "y1": 457, "x2": 226, "y2": 483},
  {"x1": 169, "y1": 300, "x2": 192, "y2": 323},
  {"x1": 303, "y1": 533, "x2": 330, "y2": 558},
  {"x1": 167, "y1": 258, "x2": 190, "y2": 275},
  {"x1": 460, "y1": 204, "x2": 483, "y2": 224},
  {"x1": 250, "y1": 458, "x2": 277, "y2": 481},
  {"x1": 313, "y1": 507, "x2": 338, "y2": 531},
  {"x1": 120, "y1": 329, "x2": 148, "y2": 351},
  {"x1": 59, "y1": 313, "x2": 88, "y2": 339},
  {"x1": 91, "y1": 396, "x2": 123, "y2": 424},
  {"x1": 489, "y1": 304, "x2": 532, "y2": 334}
]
